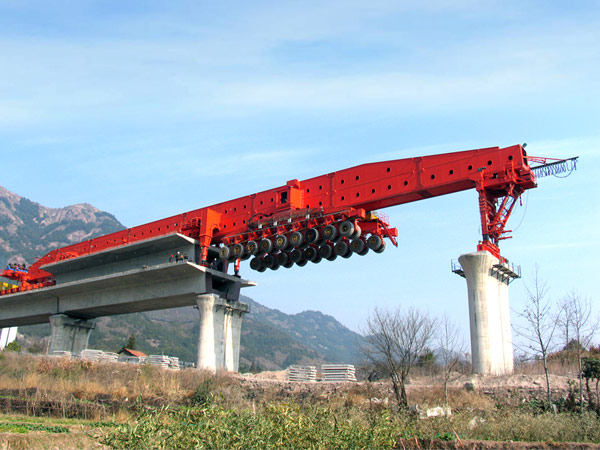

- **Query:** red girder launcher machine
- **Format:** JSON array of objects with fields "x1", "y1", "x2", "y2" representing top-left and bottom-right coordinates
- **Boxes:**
[{"x1": 1, "y1": 145, "x2": 576, "y2": 293}]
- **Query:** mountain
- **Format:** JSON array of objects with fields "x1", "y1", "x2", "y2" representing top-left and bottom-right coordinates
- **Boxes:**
[
  {"x1": 0, "y1": 186, "x2": 125, "y2": 265},
  {"x1": 1, "y1": 186, "x2": 364, "y2": 370},
  {"x1": 242, "y1": 297, "x2": 364, "y2": 364}
]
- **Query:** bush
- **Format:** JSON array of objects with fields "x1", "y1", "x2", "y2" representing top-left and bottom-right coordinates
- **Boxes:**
[{"x1": 3, "y1": 341, "x2": 21, "y2": 353}]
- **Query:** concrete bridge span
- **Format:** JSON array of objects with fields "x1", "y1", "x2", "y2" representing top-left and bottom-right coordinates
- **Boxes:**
[
  {"x1": 0, "y1": 234, "x2": 253, "y2": 371},
  {"x1": 0, "y1": 231, "x2": 521, "y2": 375}
]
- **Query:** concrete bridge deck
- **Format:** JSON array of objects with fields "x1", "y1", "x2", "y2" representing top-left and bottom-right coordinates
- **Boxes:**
[
  {"x1": 0, "y1": 233, "x2": 254, "y2": 328},
  {"x1": 0, "y1": 261, "x2": 253, "y2": 327}
]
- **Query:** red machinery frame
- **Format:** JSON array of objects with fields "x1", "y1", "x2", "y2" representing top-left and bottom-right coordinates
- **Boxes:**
[{"x1": 2, "y1": 144, "x2": 539, "y2": 293}]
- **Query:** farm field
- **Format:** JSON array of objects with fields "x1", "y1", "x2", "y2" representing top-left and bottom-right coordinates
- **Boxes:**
[{"x1": 0, "y1": 354, "x2": 599, "y2": 449}]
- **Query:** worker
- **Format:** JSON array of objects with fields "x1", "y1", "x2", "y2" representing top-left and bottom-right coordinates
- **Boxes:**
[{"x1": 169, "y1": 254, "x2": 173, "y2": 263}]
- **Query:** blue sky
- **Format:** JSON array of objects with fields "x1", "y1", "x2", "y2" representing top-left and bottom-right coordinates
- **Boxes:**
[{"x1": 1, "y1": 1, "x2": 599, "y2": 347}]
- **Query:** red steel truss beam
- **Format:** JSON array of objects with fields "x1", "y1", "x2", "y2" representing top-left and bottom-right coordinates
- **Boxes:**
[{"x1": 3, "y1": 144, "x2": 536, "y2": 288}]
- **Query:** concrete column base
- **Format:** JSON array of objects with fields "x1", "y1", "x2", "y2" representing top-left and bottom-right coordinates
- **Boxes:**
[
  {"x1": 196, "y1": 294, "x2": 249, "y2": 372},
  {"x1": 49, "y1": 314, "x2": 96, "y2": 356},
  {"x1": 459, "y1": 251, "x2": 514, "y2": 375}
]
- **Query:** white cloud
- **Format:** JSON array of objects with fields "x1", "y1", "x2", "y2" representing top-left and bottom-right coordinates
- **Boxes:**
[
  {"x1": 215, "y1": 67, "x2": 561, "y2": 112},
  {"x1": 0, "y1": 1, "x2": 597, "y2": 128}
]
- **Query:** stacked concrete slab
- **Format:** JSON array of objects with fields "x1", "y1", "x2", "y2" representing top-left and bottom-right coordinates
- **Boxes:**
[
  {"x1": 286, "y1": 365, "x2": 317, "y2": 382},
  {"x1": 147, "y1": 355, "x2": 180, "y2": 370},
  {"x1": 80, "y1": 349, "x2": 118, "y2": 363},
  {"x1": 321, "y1": 364, "x2": 357, "y2": 382},
  {"x1": 169, "y1": 356, "x2": 180, "y2": 370},
  {"x1": 149, "y1": 355, "x2": 172, "y2": 369}
]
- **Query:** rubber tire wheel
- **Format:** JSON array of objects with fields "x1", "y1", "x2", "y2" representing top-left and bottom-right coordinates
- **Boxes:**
[
  {"x1": 322, "y1": 224, "x2": 337, "y2": 241},
  {"x1": 339, "y1": 220, "x2": 355, "y2": 237},
  {"x1": 290, "y1": 248, "x2": 303, "y2": 263},
  {"x1": 304, "y1": 246, "x2": 318, "y2": 261},
  {"x1": 350, "y1": 224, "x2": 362, "y2": 240},
  {"x1": 350, "y1": 238, "x2": 366, "y2": 254},
  {"x1": 334, "y1": 241, "x2": 349, "y2": 256},
  {"x1": 367, "y1": 234, "x2": 383, "y2": 251},
  {"x1": 374, "y1": 241, "x2": 386, "y2": 253},
  {"x1": 250, "y1": 257, "x2": 263, "y2": 271},
  {"x1": 260, "y1": 238, "x2": 273, "y2": 254},
  {"x1": 318, "y1": 244, "x2": 334, "y2": 259},
  {"x1": 310, "y1": 255, "x2": 322, "y2": 264},
  {"x1": 263, "y1": 254, "x2": 276, "y2": 268},
  {"x1": 296, "y1": 259, "x2": 307, "y2": 267},
  {"x1": 232, "y1": 243, "x2": 245, "y2": 258},
  {"x1": 305, "y1": 228, "x2": 319, "y2": 244},
  {"x1": 227, "y1": 245, "x2": 239, "y2": 262},
  {"x1": 246, "y1": 240, "x2": 258, "y2": 256},
  {"x1": 274, "y1": 234, "x2": 289, "y2": 250},
  {"x1": 219, "y1": 246, "x2": 230, "y2": 261},
  {"x1": 276, "y1": 252, "x2": 289, "y2": 266},
  {"x1": 290, "y1": 231, "x2": 304, "y2": 248}
]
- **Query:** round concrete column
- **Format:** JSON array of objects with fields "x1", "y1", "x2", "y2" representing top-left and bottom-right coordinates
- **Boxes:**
[
  {"x1": 196, "y1": 295, "x2": 249, "y2": 372},
  {"x1": 196, "y1": 294, "x2": 218, "y2": 370},
  {"x1": 458, "y1": 251, "x2": 514, "y2": 375},
  {"x1": 224, "y1": 309, "x2": 234, "y2": 371},
  {"x1": 229, "y1": 310, "x2": 245, "y2": 372}
]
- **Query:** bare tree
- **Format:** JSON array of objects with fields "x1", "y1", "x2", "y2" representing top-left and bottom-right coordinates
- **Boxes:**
[
  {"x1": 556, "y1": 295, "x2": 574, "y2": 353},
  {"x1": 437, "y1": 314, "x2": 466, "y2": 405},
  {"x1": 561, "y1": 290, "x2": 597, "y2": 413},
  {"x1": 515, "y1": 267, "x2": 558, "y2": 403},
  {"x1": 361, "y1": 306, "x2": 436, "y2": 409}
]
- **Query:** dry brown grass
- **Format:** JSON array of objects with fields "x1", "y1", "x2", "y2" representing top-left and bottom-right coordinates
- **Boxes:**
[
  {"x1": 0, "y1": 352, "x2": 578, "y2": 422},
  {"x1": 0, "y1": 353, "x2": 214, "y2": 401},
  {"x1": 514, "y1": 357, "x2": 580, "y2": 377},
  {"x1": 0, "y1": 353, "x2": 223, "y2": 419}
]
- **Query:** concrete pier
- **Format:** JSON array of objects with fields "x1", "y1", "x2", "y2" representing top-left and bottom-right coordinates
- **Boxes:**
[
  {"x1": 458, "y1": 251, "x2": 516, "y2": 375},
  {"x1": 0, "y1": 327, "x2": 17, "y2": 349},
  {"x1": 49, "y1": 314, "x2": 96, "y2": 356},
  {"x1": 196, "y1": 294, "x2": 249, "y2": 371}
]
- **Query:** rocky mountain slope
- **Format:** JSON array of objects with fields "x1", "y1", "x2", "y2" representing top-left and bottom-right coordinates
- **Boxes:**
[
  {"x1": 0, "y1": 186, "x2": 124, "y2": 265},
  {"x1": 1, "y1": 186, "x2": 364, "y2": 369}
]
